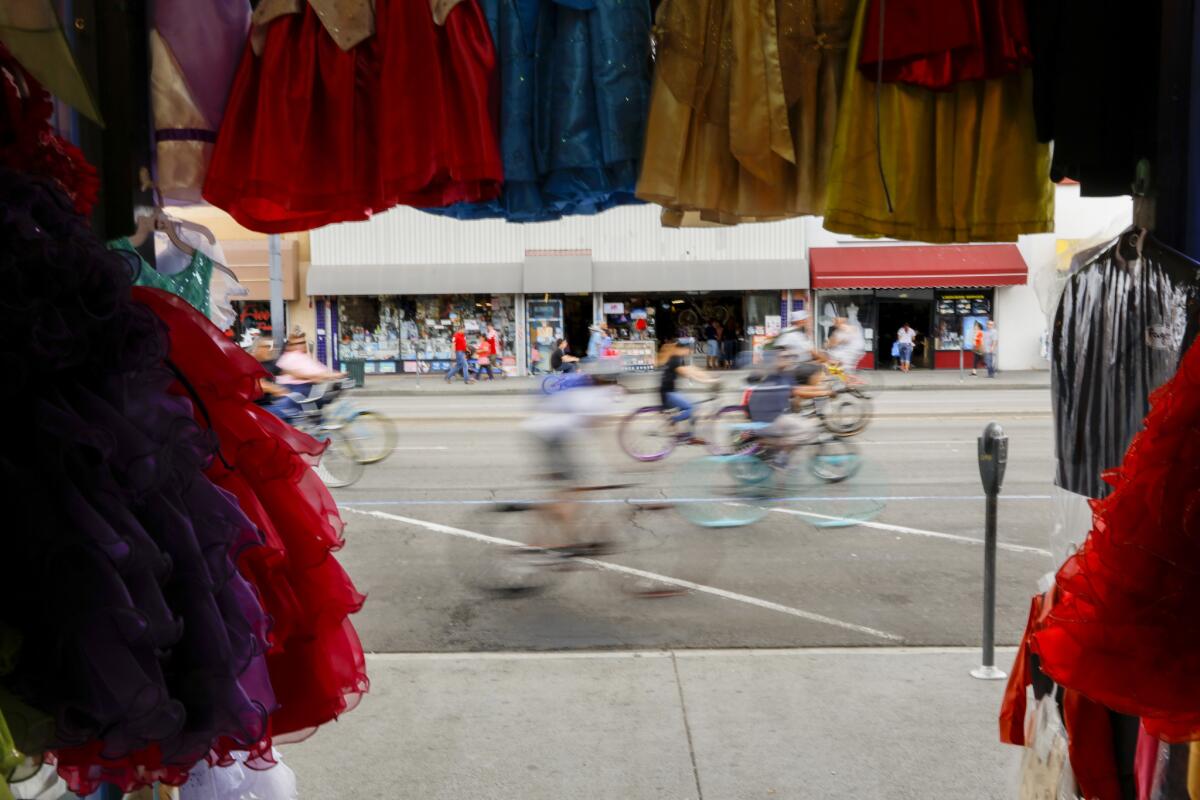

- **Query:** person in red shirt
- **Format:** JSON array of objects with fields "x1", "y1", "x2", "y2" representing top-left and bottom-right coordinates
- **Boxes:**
[
  {"x1": 480, "y1": 323, "x2": 502, "y2": 380},
  {"x1": 445, "y1": 326, "x2": 474, "y2": 384}
]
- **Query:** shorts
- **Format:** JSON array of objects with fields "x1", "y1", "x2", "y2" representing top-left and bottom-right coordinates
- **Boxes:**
[
  {"x1": 706, "y1": 339, "x2": 719, "y2": 356},
  {"x1": 898, "y1": 343, "x2": 914, "y2": 363}
]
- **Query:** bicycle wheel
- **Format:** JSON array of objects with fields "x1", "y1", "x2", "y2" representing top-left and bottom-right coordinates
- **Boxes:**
[
  {"x1": 670, "y1": 454, "x2": 771, "y2": 528},
  {"x1": 677, "y1": 309, "x2": 699, "y2": 328},
  {"x1": 541, "y1": 374, "x2": 563, "y2": 395},
  {"x1": 705, "y1": 405, "x2": 761, "y2": 456},
  {"x1": 459, "y1": 503, "x2": 560, "y2": 597},
  {"x1": 618, "y1": 406, "x2": 679, "y2": 462},
  {"x1": 778, "y1": 445, "x2": 887, "y2": 528},
  {"x1": 313, "y1": 429, "x2": 365, "y2": 488},
  {"x1": 821, "y1": 392, "x2": 873, "y2": 437},
  {"x1": 340, "y1": 411, "x2": 397, "y2": 465}
]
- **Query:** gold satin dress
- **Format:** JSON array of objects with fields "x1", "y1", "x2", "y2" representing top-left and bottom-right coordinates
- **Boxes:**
[
  {"x1": 822, "y1": 0, "x2": 1055, "y2": 243},
  {"x1": 636, "y1": 0, "x2": 855, "y2": 226}
]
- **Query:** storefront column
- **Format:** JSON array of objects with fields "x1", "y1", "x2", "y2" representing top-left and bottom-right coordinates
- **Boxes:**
[
  {"x1": 592, "y1": 293, "x2": 604, "y2": 326},
  {"x1": 515, "y1": 293, "x2": 528, "y2": 376}
]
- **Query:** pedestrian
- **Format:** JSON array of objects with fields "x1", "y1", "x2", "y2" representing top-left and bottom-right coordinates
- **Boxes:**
[
  {"x1": 479, "y1": 323, "x2": 501, "y2": 380},
  {"x1": 971, "y1": 321, "x2": 985, "y2": 376},
  {"x1": 722, "y1": 322, "x2": 739, "y2": 368},
  {"x1": 586, "y1": 323, "x2": 603, "y2": 360},
  {"x1": 704, "y1": 320, "x2": 719, "y2": 369},
  {"x1": 896, "y1": 322, "x2": 917, "y2": 373},
  {"x1": 445, "y1": 325, "x2": 474, "y2": 384},
  {"x1": 551, "y1": 339, "x2": 579, "y2": 373},
  {"x1": 530, "y1": 344, "x2": 543, "y2": 374},
  {"x1": 983, "y1": 320, "x2": 999, "y2": 378}
]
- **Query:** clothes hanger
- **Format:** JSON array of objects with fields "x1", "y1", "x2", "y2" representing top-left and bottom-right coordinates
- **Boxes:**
[{"x1": 136, "y1": 168, "x2": 239, "y2": 281}]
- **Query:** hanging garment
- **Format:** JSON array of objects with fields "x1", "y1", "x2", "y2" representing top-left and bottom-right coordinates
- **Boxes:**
[
  {"x1": 134, "y1": 288, "x2": 369, "y2": 745},
  {"x1": 635, "y1": 0, "x2": 856, "y2": 226},
  {"x1": 431, "y1": 0, "x2": 652, "y2": 222},
  {"x1": 1025, "y1": 0, "x2": 1161, "y2": 196},
  {"x1": 151, "y1": 0, "x2": 250, "y2": 202},
  {"x1": 0, "y1": 43, "x2": 98, "y2": 215},
  {"x1": 110, "y1": 238, "x2": 214, "y2": 319},
  {"x1": 205, "y1": 0, "x2": 503, "y2": 233},
  {"x1": 1052, "y1": 232, "x2": 1200, "y2": 500},
  {"x1": 822, "y1": 0, "x2": 1053, "y2": 243},
  {"x1": 1033, "y1": 318, "x2": 1200, "y2": 743},
  {"x1": 857, "y1": 0, "x2": 1033, "y2": 91},
  {"x1": 154, "y1": 229, "x2": 247, "y2": 332},
  {"x1": 0, "y1": 168, "x2": 276, "y2": 796}
]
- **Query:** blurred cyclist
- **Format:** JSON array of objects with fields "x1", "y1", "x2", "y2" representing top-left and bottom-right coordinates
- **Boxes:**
[
  {"x1": 826, "y1": 316, "x2": 866, "y2": 376},
  {"x1": 276, "y1": 331, "x2": 346, "y2": 399},
  {"x1": 659, "y1": 337, "x2": 719, "y2": 444},
  {"x1": 250, "y1": 336, "x2": 301, "y2": 422}
]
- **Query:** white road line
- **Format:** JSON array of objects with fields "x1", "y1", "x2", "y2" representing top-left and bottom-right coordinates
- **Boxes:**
[
  {"x1": 344, "y1": 507, "x2": 903, "y2": 643},
  {"x1": 363, "y1": 646, "x2": 1019, "y2": 661},
  {"x1": 391, "y1": 446, "x2": 450, "y2": 451},
  {"x1": 766, "y1": 507, "x2": 1052, "y2": 556}
]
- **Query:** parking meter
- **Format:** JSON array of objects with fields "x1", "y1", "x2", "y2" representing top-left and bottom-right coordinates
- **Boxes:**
[
  {"x1": 972, "y1": 422, "x2": 1009, "y2": 680},
  {"x1": 977, "y1": 422, "x2": 1008, "y2": 496}
]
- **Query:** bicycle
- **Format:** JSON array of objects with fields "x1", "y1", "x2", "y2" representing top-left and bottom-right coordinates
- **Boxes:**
[
  {"x1": 618, "y1": 385, "x2": 727, "y2": 462},
  {"x1": 541, "y1": 369, "x2": 590, "y2": 395},
  {"x1": 288, "y1": 386, "x2": 365, "y2": 488},
  {"x1": 715, "y1": 371, "x2": 872, "y2": 445},
  {"x1": 825, "y1": 362, "x2": 880, "y2": 400},
  {"x1": 319, "y1": 378, "x2": 398, "y2": 465},
  {"x1": 672, "y1": 418, "x2": 864, "y2": 528},
  {"x1": 459, "y1": 484, "x2": 718, "y2": 598}
]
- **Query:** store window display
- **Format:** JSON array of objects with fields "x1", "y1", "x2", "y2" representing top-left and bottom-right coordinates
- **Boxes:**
[
  {"x1": 338, "y1": 295, "x2": 516, "y2": 374},
  {"x1": 816, "y1": 293, "x2": 875, "y2": 366}
]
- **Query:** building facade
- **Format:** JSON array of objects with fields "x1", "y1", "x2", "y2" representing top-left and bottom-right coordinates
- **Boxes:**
[{"x1": 304, "y1": 185, "x2": 1133, "y2": 374}]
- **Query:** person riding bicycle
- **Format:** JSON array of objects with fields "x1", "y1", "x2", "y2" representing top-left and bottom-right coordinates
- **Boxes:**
[
  {"x1": 771, "y1": 311, "x2": 831, "y2": 402},
  {"x1": 250, "y1": 336, "x2": 302, "y2": 422},
  {"x1": 276, "y1": 331, "x2": 346, "y2": 399},
  {"x1": 659, "y1": 338, "x2": 719, "y2": 445},
  {"x1": 521, "y1": 361, "x2": 624, "y2": 554},
  {"x1": 826, "y1": 316, "x2": 866, "y2": 376}
]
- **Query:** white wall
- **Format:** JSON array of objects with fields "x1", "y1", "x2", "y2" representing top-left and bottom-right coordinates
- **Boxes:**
[{"x1": 311, "y1": 204, "x2": 806, "y2": 266}]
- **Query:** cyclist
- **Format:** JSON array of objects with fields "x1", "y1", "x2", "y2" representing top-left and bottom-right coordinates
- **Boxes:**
[
  {"x1": 771, "y1": 311, "x2": 830, "y2": 401},
  {"x1": 659, "y1": 337, "x2": 719, "y2": 444},
  {"x1": 826, "y1": 316, "x2": 866, "y2": 377},
  {"x1": 550, "y1": 339, "x2": 580, "y2": 373},
  {"x1": 250, "y1": 336, "x2": 301, "y2": 422},
  {"x1": 520, "y1": 361, "x2": 624, "y2": 553},
  {"x1": 276, "y1": 331, "x2": 346, "y2": 400}
]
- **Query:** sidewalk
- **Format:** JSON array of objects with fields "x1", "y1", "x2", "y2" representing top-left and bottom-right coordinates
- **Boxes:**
[
  {"x1": 281, "y1": 648, "x2": 1019, "y2": 799},
  {"x1": 355, "y1": 369, "x2": 1050, "y2": 398}
]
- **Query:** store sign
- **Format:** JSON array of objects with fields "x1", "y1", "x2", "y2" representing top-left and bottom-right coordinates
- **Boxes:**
[
  {"x1": 765, "y1": 315, "x2": 782, "y2": 336},
  {"x1": 603, "y1": 302, "x2": 625, "y2": 315},
  {"x1": 939, "y1": 293, "x2": 987, "y2": 301}
]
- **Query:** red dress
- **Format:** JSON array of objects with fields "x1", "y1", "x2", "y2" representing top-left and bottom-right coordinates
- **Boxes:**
[
  {"x1": 1032, "y1": 338, "x2": 1200, "y2": 743},
  {"x1": 133, "y1": 288, "x2": 369, "y2": 747},
  {"x1": 204, "y1": 0, "x2": 502, "y2": 233},
  {"x1": 857, "y1": 0, "x2": 1032, "y2": 90}
]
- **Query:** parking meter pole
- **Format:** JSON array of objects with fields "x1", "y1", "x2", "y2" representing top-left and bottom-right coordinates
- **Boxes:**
[{"x1": 972, "y1": 422, "x2": 1008, "y2": 681}]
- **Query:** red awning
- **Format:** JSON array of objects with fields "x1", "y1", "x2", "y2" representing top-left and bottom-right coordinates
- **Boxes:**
[{"x1": 809, "y1": 245, "x2": 1028, "y2": 290}]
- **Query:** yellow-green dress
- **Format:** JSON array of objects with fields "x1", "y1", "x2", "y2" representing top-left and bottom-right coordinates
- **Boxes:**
[
  {"x1": 637, "y1": 0, "x2": 855, "y2": 226},
  {"x1": 822, "y1": 0, "x2": 1054, "y2": 243}
]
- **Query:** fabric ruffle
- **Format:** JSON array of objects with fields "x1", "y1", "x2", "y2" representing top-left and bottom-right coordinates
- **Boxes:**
[
  {"x1": 0, "y1": 169, "x2": 275, "y2": 795},
  {"x1": 1033, "y1": 337, "x2": 1200, "y2": 743},
  {"x1": 134, "y1": 288, "x2": 369, "y2": 745}
]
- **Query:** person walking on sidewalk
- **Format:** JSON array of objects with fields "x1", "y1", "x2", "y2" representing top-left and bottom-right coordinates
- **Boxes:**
[
  {"x1": 983, "y1": 320, "x2": 999, "y2": 378},
  {"x1": 445, "y1": 326, "x2": 474, "y2": 384},
  {"x1": 896, "y1": 323, "x2": 917, "y2": 373},
  {"x1": 971, "y1": 321, "x2": 986, "y2": 376}
]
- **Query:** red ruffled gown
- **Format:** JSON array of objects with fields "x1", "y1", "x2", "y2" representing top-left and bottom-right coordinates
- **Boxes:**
[
  {"x1": 133, "y1": 288, "x2": 369, "y2": 745},
  {"x1": 204, "y1": 0, "x2": 503, "y2": 233},
  {"x1": 1032, "y1": 337, "x2": 1200, "y2": 743},
  {"x1": 857, "y1": 0, "x2": 1032, "y2": 90}
]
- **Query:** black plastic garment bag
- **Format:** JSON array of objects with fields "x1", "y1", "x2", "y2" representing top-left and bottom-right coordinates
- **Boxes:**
[{"x1": 1052, "y1": 229, "x2": 1200, "y2": 499}]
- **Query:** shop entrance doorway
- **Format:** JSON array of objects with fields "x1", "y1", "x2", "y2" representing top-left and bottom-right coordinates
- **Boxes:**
[
  {"x1": 562, "y1": 294, "x2": 592, "y2": 358},
  {"x1": 876, "y1": 299, "x2": 934, "y2": 369}
]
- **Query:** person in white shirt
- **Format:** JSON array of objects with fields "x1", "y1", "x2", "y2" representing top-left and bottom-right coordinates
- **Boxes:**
[
  {"x1": 827, "y1": 317, "x2": 866, "y2": 374},
  {"x1": 896, "y1": 323, "x2": 917, "y2": 373}
]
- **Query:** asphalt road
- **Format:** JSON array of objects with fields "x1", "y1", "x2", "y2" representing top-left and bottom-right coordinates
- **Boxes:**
[{"x1": 331, "y1": 387, "x2": 1056, "y2": 653}]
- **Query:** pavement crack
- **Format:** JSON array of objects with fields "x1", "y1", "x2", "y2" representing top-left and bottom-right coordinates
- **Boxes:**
[{"x1": 671, "y1": 651, "x2": 705, "y2": 800}]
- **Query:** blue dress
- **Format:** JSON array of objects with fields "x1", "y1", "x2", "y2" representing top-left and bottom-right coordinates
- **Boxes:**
[{"x1": 433, "y1": 0, "x2": 652, "y2": 222}]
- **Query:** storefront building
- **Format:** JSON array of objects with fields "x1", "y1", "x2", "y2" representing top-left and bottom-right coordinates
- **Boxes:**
[
  {"x1": 808, "y1": 244, "x2": 1029, "y2": 370},
  {"x1": 307, "y1": 206, "x2": 810, "y2": 374}
]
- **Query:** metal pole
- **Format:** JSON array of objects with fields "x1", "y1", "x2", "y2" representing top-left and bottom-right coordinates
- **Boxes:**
[
  {"x1": 268, "y1": 234, "x2": 284, "y2": 350},
  {"x1": 972, "y1": 421, "x2": 1007, "y2": 681},
  {"x1": 959, "y1": 346, "x2": 965, "y2": 383}
]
